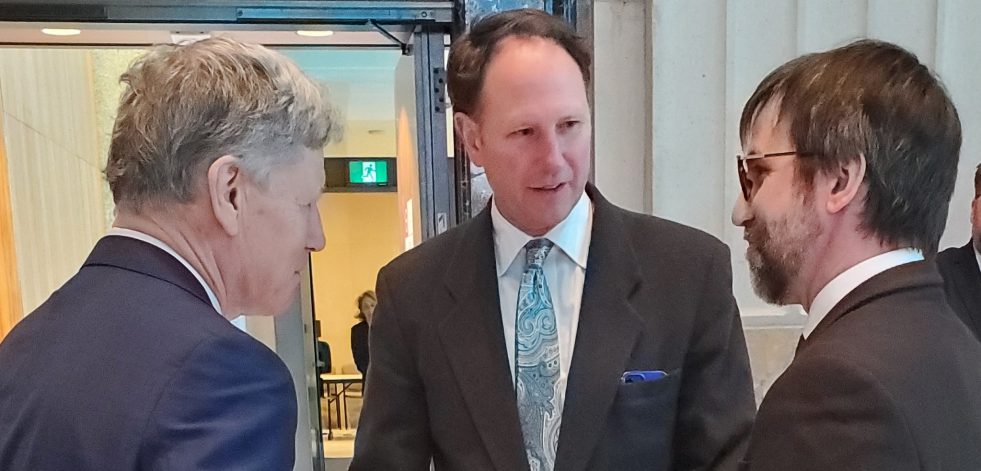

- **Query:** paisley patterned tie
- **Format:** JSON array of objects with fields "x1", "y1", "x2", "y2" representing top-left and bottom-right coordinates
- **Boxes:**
[{"x1": 515, "y1": 238, "x2": 562, "y2": 471}]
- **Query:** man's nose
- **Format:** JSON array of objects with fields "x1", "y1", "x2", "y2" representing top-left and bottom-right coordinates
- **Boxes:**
[{"x1": 732, "y1": 193, "x2": 751, "y2": 227}]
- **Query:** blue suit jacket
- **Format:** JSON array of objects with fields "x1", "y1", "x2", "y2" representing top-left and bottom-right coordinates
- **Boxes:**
[{"x1": 0, "y1": 236, "x2": 297, "y2": 470}]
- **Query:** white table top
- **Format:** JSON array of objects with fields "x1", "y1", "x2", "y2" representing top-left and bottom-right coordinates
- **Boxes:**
[{"x1": 320, "y1": 373, "x2": 363, "y2": 382}]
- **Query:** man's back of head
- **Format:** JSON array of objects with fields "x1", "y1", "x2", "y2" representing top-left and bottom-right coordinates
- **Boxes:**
[{"x1": 106, "y1": 37, "x2": 336, "y2": 317}]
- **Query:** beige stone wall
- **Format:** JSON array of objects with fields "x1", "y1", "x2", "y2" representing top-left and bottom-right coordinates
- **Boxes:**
[
  {"x1": 744, "y1": 327, "x2": 799, "y2": 405},
  {"x1": 0, "y1": 48, "x2": 108, "y2": 321}
]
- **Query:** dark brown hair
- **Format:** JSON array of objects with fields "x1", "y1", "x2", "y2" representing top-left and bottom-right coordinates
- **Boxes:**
[
  {"x1": 447, "y1": 8, "x2": 590, "y2": 116},
  {"x1": 741, "y1": 39, "x2": 961, "y2": 254}
]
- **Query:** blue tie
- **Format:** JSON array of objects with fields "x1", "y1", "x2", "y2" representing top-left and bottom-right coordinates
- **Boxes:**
[{"x1": 515, "y1": 239, "x2": 562, "y2": 471}]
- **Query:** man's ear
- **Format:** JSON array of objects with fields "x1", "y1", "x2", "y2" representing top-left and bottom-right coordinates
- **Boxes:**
[
  {"x1": 454, "y1": 112, "x2": 483, "y2": 167},
  {"x1": 207, "y1": 155, "x2": 245, "y2": 237},
  {"x1": 826, "y1": 155, "x2": 867, "y2": 214}
]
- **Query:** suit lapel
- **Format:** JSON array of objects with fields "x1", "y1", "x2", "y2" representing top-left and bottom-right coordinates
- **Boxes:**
[
  {"x1": 437, "y1": 207, "x2": 530, "y2": 471},
  {"x1": 554, "y1": 185, "x2": 644, "y2": 471},
  {"x1": 801, "y1": 261, "x2": 942, "y2": 350}
]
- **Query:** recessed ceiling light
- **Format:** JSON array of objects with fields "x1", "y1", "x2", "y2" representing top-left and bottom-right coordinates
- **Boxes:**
[
  {"x1": 41, "y1": 28, "x2": 81, "y2": 36},
  {"x1": 296, "y1": 30, "x2": 334, "y2": 38},
  {"x1": 170, "y1": 33, "x2": 211, "y2": 44}
]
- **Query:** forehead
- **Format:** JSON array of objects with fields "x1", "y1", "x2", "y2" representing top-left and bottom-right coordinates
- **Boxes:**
[
  {"x1": 744, "y1": 100, "x2": 793, "y2": 153},
  {"x1": 475, "y1": 36, "x2": 587, "y2": 118}
]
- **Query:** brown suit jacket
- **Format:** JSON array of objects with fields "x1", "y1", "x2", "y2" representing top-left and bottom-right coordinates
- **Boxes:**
[
  {"x1": 743, "y1": 261, "x2": 981, "y2": 471},
  {"x1": 350, "y1": 185, "x2": 755, "y2": 471}
]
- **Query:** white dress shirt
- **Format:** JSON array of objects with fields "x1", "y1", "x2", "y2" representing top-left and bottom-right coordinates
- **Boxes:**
[
  {"x1": 492, "y1": 192, "x2": 593, "y2": 395},
  {"x1": 107, "y1": 228, "x2": 225, "y2": 319},
  {"x1": 803, "y1": 248, "x2": 924, "y2": 339}
]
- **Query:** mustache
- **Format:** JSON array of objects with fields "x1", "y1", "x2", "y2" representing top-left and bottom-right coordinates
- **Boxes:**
[{"x1": 743, "y1": 219, "x2": 768, "y2": 249}]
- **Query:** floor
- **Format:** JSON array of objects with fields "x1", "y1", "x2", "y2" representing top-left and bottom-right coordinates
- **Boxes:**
[{"x1": 323, "y1": 430, "x2": 355, "y2": 471}]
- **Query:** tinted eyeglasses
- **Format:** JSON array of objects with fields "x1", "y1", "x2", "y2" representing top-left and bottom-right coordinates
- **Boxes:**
[{"x1": 736, "y1": 151, "x2": 814, "y2": 201}]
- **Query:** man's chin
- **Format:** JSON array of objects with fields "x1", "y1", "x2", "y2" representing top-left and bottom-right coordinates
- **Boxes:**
[{"x1": 749, "y1": 266, "x2": 793, "y2": 306}]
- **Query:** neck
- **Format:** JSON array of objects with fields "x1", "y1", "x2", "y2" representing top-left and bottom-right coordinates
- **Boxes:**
[
  {"x1": 113, "y1": 205, "x2": 232, "y2": 318},
  {"x1": 795, "y1": 230, "x2": 902, "y2": 312}
]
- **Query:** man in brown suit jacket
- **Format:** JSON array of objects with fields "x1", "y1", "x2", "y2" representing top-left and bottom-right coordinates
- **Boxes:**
[{"x1": 733, "y1": 40, "x2": 981, "y2": 470}]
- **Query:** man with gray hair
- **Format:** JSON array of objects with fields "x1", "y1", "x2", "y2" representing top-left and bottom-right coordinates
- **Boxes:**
[{"x1": 0, "y1": 37, "x2": 335, "y2": 470}]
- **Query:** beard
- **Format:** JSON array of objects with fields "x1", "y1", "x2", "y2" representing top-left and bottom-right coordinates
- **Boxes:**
[{"x1": 745, "y1": 200, "x2": 821, "y2": 305}]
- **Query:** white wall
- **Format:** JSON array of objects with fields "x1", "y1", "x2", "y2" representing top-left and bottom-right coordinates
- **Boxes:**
[
  {"x1": 594, "y1": 0, "x2": 981, "y2": 323},
  {"x1": 593, "y1": 0, "x2": 651, "y2": 214}
]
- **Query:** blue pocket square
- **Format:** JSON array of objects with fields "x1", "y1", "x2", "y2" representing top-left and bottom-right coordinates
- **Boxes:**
[{"x1": 620, "y1": 370, "x2": 668, "y2": 384}]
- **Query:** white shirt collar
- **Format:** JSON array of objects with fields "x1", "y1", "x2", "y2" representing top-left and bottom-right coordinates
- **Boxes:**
[
  {"x1": 106, "y1": 227, "x2": 224, "y2": 317},
  {"x1": 491, "y1": 191, "x2": 592, "y2": 277},
  {"x1": 803, "y1": 247, "x2": 923, "y2": 339}
]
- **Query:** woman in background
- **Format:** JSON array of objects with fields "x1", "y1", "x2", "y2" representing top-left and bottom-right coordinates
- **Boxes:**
[{"x1": 350, "y1": 290, "x2": 376, "y2": 380}]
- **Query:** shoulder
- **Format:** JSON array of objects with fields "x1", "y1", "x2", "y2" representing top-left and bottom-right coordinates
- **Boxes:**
[
  {"x1": 607, "y1": 204, "x2": 731, "y2": 266},
  {"x1": 378, "y1": 216, "x2": 475, "y2": 278},
  {"x1": 749, "y1": 349, "x2": 921, "y2": 470},
  {"x1": 155, "y1": 329, "x2": 294, "y2": 417},
  {"x1": 758, "y1": 347, "x2": 907, "y2": 435},
  {"x1": 619, "y1": 207, "x2": 722, "y2": 244},
  {"x1": 936, "y1": 243, "x2": 973, "y2": 270},
  {"x1": 192, "y1": 330, "x2": 291, "y2": 382}
]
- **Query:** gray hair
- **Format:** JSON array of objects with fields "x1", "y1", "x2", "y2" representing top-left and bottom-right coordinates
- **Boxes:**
[{"x1": 105, "y1": 36, "x2": 338, "y2": 209}]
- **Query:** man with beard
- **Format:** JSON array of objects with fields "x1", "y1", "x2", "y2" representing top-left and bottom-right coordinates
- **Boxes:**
[
  {"x1": 733, "y1": 40, "x2": 981, "y2": 470},
  {"x1": 936, "y1": 163, "x2": 981, "y2": 341}
]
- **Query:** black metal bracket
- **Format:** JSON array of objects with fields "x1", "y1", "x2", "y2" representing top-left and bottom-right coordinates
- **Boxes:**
[
  {"x1": 370, "y1": 19, "x2": 411, "y2": 55},
  {"x1": 431, "y1": 66, "x2": 447, "y2": 113}
]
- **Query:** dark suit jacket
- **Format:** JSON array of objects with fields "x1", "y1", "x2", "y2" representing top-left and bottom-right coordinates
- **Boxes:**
[
  {"x1": 318, "y1": 340, "x2": 333, "y2": 375},
  {"x1": 351, "y1": 185, "x2": 756, "y2": 471},
  {"x1": 351, "y1": 320, "x2": 370, "y2": 376},
  {"x1": 936, "y1": 242, "x2": 981, "y2": 341},
  {"x1": 0, "y1": 236, "x2": 297, "y2": 471},
  {"x1": 743, "y1": 261, "x2": 981, "y2": 471}
]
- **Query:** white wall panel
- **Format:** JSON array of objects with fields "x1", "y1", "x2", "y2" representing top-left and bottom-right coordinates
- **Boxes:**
[
  {"x1": 593, "y1": 0, "x2": 981, "y2": 321},
  {"x1": 650, "y1": 0, "x2": 729, "y2": 236}
]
